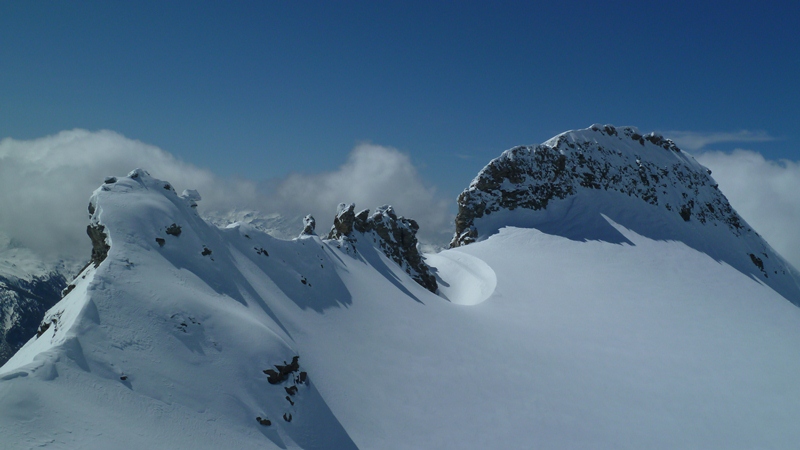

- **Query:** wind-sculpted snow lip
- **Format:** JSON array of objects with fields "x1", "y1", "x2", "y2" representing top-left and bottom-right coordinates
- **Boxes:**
[{"x1": 450, "y1": 124, "x2": 800, "y2": 305}]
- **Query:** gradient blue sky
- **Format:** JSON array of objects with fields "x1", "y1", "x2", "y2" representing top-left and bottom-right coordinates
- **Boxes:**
[{"x1": 2, "y1": 1, "x2": 798, "y2": 200}]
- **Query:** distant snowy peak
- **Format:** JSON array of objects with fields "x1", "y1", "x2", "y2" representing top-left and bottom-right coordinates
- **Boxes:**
[
  {"x1": 203, "y1": 209, "x2": 305, "y2": 241},
  {"x1": 451, "y1": 124, "x2": 800, "y2": 304}
]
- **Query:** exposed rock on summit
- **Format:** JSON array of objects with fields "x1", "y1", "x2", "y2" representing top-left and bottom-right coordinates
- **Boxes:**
[
  {"x1": 451, "y1": 124, "x2": 747, "y2": 247},
  {"x1": 299, "y1": 215, "x2": 316, "y2": 236},
  {"x1": 327, "y1": 203, "x2": 437, "y2": 293}
]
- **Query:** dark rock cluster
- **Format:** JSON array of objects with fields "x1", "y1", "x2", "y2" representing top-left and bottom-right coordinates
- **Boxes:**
[
  {"x1": 87, "y1": 224, "x2": 111, "y2": 267},
  {"x1": 327, "y1": 203, "x2": 437, "y2": 293}
]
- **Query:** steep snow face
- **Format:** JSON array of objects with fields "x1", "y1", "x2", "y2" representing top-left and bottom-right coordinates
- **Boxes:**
[{"x1": 452, "y1": 124, "x2": 800, "y2": 304}]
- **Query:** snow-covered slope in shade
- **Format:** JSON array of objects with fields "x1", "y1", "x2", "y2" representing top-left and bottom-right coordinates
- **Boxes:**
[{"x1": 452, "y1": 124, "x2": 800, "y2": 304}]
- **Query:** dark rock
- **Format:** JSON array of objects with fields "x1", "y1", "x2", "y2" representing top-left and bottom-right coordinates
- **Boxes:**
[
  {"x1": 286, "y1": 396, "x2": 295, "y2": 405},
  {"x1": 104, "y1": 176, "x2": 117, "y2": 184},
  {"x1": 201, "y1": 247, "x2": 212, "y2": 256},
  {"x1": 750, "y1": 253, "x2": 765, "y2": 272},
  {"x1": 327, "y1": 203, "x2": 356, "y2": 239},
  {"x1": 255, "y1": 247, "x2": 269, "y2": 256},
  {"x1": 283, "y1": 413, "x2": 292, "y2": 423},
  {"x1": 155, "y1": 238, "x2": 165, "y2": 247},
  {"x1": 300, "y1": 215, "x2": 316, "y2": 236},
  {"x1": 298, "y1": 372, "x2": 307, "y2": 384},
  {"x1": 256, "y1": 417, "x2": 271, "y2": 426},
  {"x1": 327, "y1": 204, "x2": 437, "y2": 293},
  {"x1": 35, "y1": 320, "x2": 51, "y2": 338},
  {"x1": 61, "y1": 284, "x2": 76, "y2": 298},
  {"x1": 285, "y1": 386, "x2": 298, "y2": 396},
  {"x1": 87, "y1": 224, "x2": 111, "y2": 267},
  {"x1": 263, "y1": 356, "x2": 300, "y2": 384},
  {"x1": 120, "y1": 375, "x2": 127, "y2": 381},
  {"x1": 165, "y1": 223, "x2": 182, "y2": 237}
]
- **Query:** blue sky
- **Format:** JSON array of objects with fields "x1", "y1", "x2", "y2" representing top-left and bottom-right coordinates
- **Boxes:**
[
  {"x1": 1, "y1": 1, "x2": 800, "y2": 266},
  {"x1": 2, "y1": 1, "x2": 798, "y2": 199}
]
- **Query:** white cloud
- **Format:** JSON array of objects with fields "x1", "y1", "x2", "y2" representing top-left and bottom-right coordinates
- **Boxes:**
[
  {"x1": 0, "y1": 130, "x2": 453, "y2": 265},
  {"x1": 665, "y1": 130, "x2": 775, "y2": 151},
  {"x1": 696, "y1": 149, "x2": 800, "y2": 270},
  {"x1": 255, "y1": 143, "x2": 453, "y2": 245}
]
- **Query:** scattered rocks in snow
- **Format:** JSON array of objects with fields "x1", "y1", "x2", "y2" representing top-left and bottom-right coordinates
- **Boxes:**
[
  {"x1": 285, "y1": 396, "x2": 294, "y2": 406},
  {"x1": 165, "y1": 224, "x2": 182, "y2": 237},
  {"x1": 326, "y1": 203, "x2": 438, "y2": 293},
  {"x1": 155, "y1": 237, "x2": 165, "y2": 247},
  {"x1": 201, "y1": 247, "x2": 212, "y2": 257},
  {"x1": 300, "y1": 215, "x2": 316, "y2": 236},
  {"x1": 255, "y1": 247, "x2": 269, "y2": 256},
  {"x1": 256, "y1": 417, "x2": 271, "y2": 426},
  {"x1": 285, "y1": 386, "x2": 298, "y2": 396},
  {"x1": 283, "y1": 413, "x2": 292, "y2": 423}
]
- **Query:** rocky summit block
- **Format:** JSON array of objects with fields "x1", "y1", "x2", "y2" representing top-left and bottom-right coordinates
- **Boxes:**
[{"x1": 327, "y1": 203, "x2": 437, "y2": 293}]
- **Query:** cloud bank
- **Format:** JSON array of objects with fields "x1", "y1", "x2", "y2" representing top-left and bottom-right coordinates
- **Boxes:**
[
  {"x1": 666, "y1": 130, "x2": 775, "y2": 151},
  {"x1": 697, "y1": 150, "x2": 800, "y2": 270},
  {"x1": 0, "y1": 130, "x2": 453, "y2": 266},
  {"x1": 255, "y1": 143, "x2": 452, "y2": 245}
]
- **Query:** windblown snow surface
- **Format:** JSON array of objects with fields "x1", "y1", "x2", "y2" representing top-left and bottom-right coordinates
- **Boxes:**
[{"x1": 2, "y1": 131, "x2": 800, "y2": 448}]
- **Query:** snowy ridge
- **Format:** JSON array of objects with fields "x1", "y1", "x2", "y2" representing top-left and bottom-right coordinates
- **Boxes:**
[
  {"x1": 452, "y1": 124, "x2": 800, "y2": 303},
  {"x1": 3, "y1": 132, "x2": 800, "y2": 448},
  {"x1": 1, "y1": 169, "x2": 360, "y2": 449}
]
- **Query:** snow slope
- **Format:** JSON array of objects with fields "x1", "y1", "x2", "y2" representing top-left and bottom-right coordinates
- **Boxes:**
[{"x1": 2, "y1": 128, "x2": 800, "y2": 449}]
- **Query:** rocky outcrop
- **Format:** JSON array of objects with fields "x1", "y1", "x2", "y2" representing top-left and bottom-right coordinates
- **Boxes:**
[
  {"x1": 327, "y1": 204, "x2": 437, "y2": 293},
  {"x1": 87, "y1": 224, "x2": 110, "y2": 267},
  {"x1": 299, "y1": 215, "x2": 316, "y2": 236},
  {"x1": 451, "y1": 124, "x2": 749, "y2": 247}
]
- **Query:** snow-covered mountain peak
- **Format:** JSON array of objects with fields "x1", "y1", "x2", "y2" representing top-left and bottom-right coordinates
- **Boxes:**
[{"x1": 452, "y1": 124, "x2": 800, "y2": 303}]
